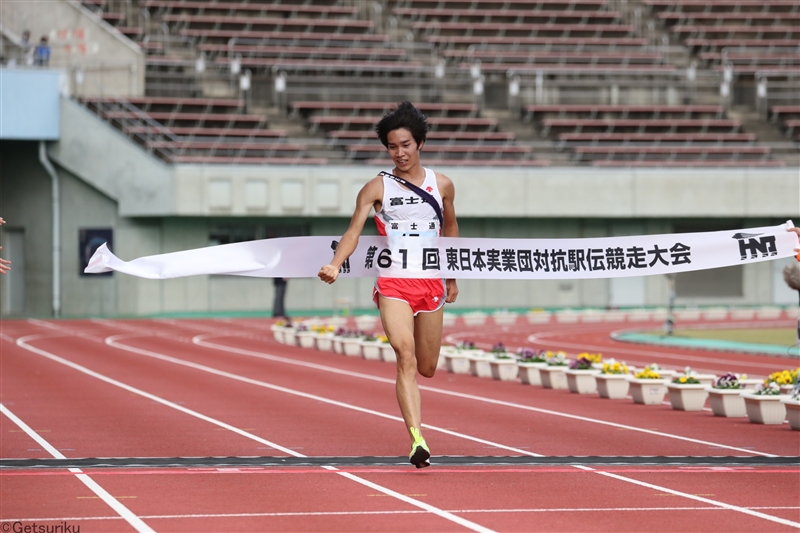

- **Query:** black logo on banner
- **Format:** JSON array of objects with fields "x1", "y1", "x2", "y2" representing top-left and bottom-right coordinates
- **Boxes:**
[
  {"x1": 733, "y1": 233, "x2": 777, "y2": 260},
  {"x1": 331, "y1": 240, "x2": 350, "y2": 273}
]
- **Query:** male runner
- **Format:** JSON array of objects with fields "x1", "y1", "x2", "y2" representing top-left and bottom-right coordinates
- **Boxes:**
[{"x1": 318, "y1": 102, "x2": 459, "y2": 468}]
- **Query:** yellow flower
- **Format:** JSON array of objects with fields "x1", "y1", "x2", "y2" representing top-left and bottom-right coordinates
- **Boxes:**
[{"x1": 679, "y1": 376, "x2": 687, "y2": 383}]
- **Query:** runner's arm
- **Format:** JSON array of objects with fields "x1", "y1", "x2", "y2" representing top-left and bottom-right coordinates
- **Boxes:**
[
  {"x1": 318, "y1": 177, "x2": 382, "y2": 284},
  {"x1": 437, "y1": 173, "x2": 459, "y2": 303}
]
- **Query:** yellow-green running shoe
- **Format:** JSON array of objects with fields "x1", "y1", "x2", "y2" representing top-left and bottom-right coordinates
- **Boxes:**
[{"x1": 408, "y1": 427, "x2": 430, "y2": 468}]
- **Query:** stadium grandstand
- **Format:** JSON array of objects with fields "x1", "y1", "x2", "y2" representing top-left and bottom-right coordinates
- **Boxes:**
[{"x1": 0, "y1": 0, "x2": 797, "y2": 318}]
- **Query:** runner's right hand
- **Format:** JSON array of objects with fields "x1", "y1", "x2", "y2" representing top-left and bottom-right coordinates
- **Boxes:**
[{"x1": 318, "y1": 264, "x2": 339, "y2": 284}]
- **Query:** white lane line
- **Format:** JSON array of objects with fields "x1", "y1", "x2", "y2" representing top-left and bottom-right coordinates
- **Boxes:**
[
  {"x1": 0, "y1": 404, "x2": 155, "y2": 533},
  {"x1": 6, "y1": 507, "x2": 799, "y2": 523},
  {"x1": 103, "y1": 331, "x2": 800, "y2": 530},
  {"x1": 25, "y1": 321, "x2": 799, "y2": 530},
  {"x1": 106, "y1": 333, "x2": 537, "y2": 457},
  {"x1": 186, "y1": 333, "x2": 776, "y2": 457},
  {"x1": 14, "y1": 333, "x2": 496, "y2": 533},
  {"x1": 594, "y1": 471, "x2": 800, "y2": 529},
  {"x1": 36, "y1": 319, "x2": 782, "y2": 456}
]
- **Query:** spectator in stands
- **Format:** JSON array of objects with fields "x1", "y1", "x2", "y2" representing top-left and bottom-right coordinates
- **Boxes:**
[
  {"x1": 318, "y1": 102, "x2": 459, "y2": 469},
  {"x1": 19, "y1": 30, "x2": 33, "y2": 66},
  {"x1": 0, "y1": 217, "x2": 11, "y2": 274},
  {"x1": 33, "y1": 36, "x2": 50, "y2": 67}
]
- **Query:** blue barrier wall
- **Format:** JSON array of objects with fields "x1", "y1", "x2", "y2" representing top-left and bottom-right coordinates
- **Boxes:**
[{"x1": 0, "y1": 68, "x2": 60, "y2": 140}]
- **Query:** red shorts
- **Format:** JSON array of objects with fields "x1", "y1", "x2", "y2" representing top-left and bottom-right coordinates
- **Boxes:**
[{"x1": 373, "y1": 278, "x2": 446, "y2": 316}]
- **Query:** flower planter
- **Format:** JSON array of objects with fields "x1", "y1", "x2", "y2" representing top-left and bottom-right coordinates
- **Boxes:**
[
  {"x1": 743, "y1": 393, "x2": 787, "y2": 425},
  {"x1": 780, "y1": 384, "x2": 795, "y2": 395},
  {"x1": 342, "y1": 338, "x2": 363, "y2": 357},
  {"x1": 740, "y1": 378, "x2": 764, "y2": 390},
  {"x1": 355, "y1": 314, "x2": 378, "y2": 331},
  {"x1": 565, "y1": 369, "x2": 599, "y2": 394},
  {"x1": 707, "y1": 388, "x2": 747, "y2": 417},
  {"x1": 380, "y1": 343, "x2": 396, "y2": 363},
  {"x1": 525, "y1": 311, "x2": 551, "y2": 324},
  {"x1": 489, "y1": 358, "x2": 519, "y2": 381},
  {"x1": 296, "y1": 331, "x2": 316, "y2": 349},
  {"x1": 436, "y1": 354, "x2": 447, "y2": 371},
  {"x1": 283, "y1": 328, "x2": 297, "y2": 346},
  {"x1": 444, "y1": 352, "x2": 472, "y2": 374},
  {"x1": 270, "y1": 324, "x2": 285, "y2": 343},
  {"x1": 667, "y1": 383, "x2": 708, "y2": 411},
  {"x1": 628, "y1": 378, "x2": 668, "y2": 405},
  {"x1": 315, "y1": 333, "x2": 335, "y2": 351},
  {"x1": 518, "y1": 362, "x2": 548, "y2": 386},
  {"x1": 469, "y1": 355, "x2": 494, "y2": 379},
  {"x1": 540, "y1": 365, "x2": 569, "y2": 390},
  {"x1": 332, "y1": 336, "x2": 344, "y2": 354},
  {"x1": 361, "y1": 340, "x2": 383, "y2": 360},
  {"x1": 694, "y1": 374, "x2": 717, "y2": 387},
  {"x1": 462, "y1": 312, "x2": 488, "y2": 327},
  {"x1": 781, "y1": 398, "x2": 800, "y2": 430},
  {"x1": 492, "y1": 312, "x2": 518, "y2": 326},
  {"x1": 596, "y1": 373, "x2": 630, "y2": 399}
]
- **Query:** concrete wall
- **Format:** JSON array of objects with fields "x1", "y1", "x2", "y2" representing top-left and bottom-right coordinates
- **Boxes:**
[
  {"x1": 171, "y1": 164, "x2": 799, "y2": 220},
  {"x1": 48, "y1": 97, "x2": 174, "y2": 216},
  {"x1": 1, "y1": 0, "x2": 144, "y2": 96},
  {"x1": 0, "y1": 141, "x2": 53, "y2": 316}
]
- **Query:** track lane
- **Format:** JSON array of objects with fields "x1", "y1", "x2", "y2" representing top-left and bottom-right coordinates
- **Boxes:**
[{"x1": 6, "y1": 320, "x2": 800, "y2": 532}]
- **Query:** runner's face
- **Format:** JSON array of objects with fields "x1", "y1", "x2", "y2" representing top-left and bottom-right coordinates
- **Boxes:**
[{"x1": 386, "y1": 128, "x2": 422, "y2": 173}]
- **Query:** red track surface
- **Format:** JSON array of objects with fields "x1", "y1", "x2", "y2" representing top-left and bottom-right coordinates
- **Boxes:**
[{"x1": 1, "y1": 316, "x2": 798, "y2": 532}]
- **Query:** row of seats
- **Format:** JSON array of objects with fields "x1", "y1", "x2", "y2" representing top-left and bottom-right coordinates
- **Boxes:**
[
  {"x1": 291, "y1": 100, "x2": 548, "y2": 166},
  {"x1": 81, "y1": 96, "x2": 327, "y2": 165},
  {"x1": 645, "y1": 0, "x2": 800, "y2": 73},
  {"x1": 772, "y1": 105, "x2": 800, "y2": 140},
  {"x1": 525, "y1": 103, "x2": 782, "y2": 166},
  {"x1": 71, "y1": 0, "x2": 795, "y2": 167}
]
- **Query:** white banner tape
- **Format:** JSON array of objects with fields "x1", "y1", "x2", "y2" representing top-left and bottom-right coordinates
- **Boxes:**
[{"x1": 85, "y1": 222, "x2": 798, "y2": 281}]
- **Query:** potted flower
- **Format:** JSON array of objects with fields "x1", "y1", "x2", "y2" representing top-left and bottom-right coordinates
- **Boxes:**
[
  {"x1": 354, "y1": 314, "x2": 378, "y2": 332},
  {"x1": 313, "y1": 324, "x2": 336, "y2": 351},
  {"x1": 271, "y1": 319, "x2": 290, "y2": 343},
  {"x1": 443, "y1": 340, "x2": 478, "y2": 375},
  {"x1": 781, "y1": 384, "x2": 800, "y2": 430},
  {"x1": 540, "y1": 351, "x2": 569, "y2": 390},
  {"x1": 282, "y1": 320, "x2": 298, "y2": 346},
  {"x1": 341, "y1": 329, "x2": 365, "y2": 357},
  {"x1": 766, "y1": 368, "x2": 799, "y2": 394},
  {"x1": 595, "y1": 359, "x2": 631, "y2": 399},
  {"x1": 491, "y1": 310, "x2": 518, "y2": 326},
  {"x1": 332, "y1": 327, "x2": 346, "y2": 354},
  {"x1": 707, "y1": 373, "x2": 747, "y2": 418},
  {"x1": 488, "y1": 343, "x2": 519, "y2": 382},
  {"x1": 468, "y1": 342, "x2": 494, "y2": 379},
  {"x1": 378, "y1": 335, "x2": 396, "y2": 363},
  {"x1": 667, "y1": 367, "x2": 708, "y2": 411},
  {"x1": 462, "y1": 311, "x2": 488, "y2": 327},
  {"x1": 628, "y1": 365, "x2": 669, "y2": 405},
  {"x1": 295, "y1": 323, "x2": 316, "y2": 349},
  {"x1": 517, "y1": 348, "x2": 548, "y2": 386},
  {"x1": 743, "y1": 381, "x2": 786, "y2": 425},
  {"x1": 360, "y1": 333, "x2": 383, "y2": 360},
  {"x1": 565, "y1": 354, "x2": 600, "y2": 394}
]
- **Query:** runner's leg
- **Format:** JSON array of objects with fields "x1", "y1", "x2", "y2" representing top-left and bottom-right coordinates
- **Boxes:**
[
  {"x1": 378, "y1": 295, "x2": 421, "y2": 435},
  {"x1": 413, "y1": 306, "x2": 444, "y2": 378}
]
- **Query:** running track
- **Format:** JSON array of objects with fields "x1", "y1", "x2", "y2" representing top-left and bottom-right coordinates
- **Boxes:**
[{"x1": 1, "y1": 316, "x2": 798, "y2": 533}]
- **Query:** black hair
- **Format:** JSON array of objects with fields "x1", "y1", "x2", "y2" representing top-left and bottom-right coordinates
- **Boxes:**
[{"x1": 375, "y1": 101, "x2": 429, "y2": 148}]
